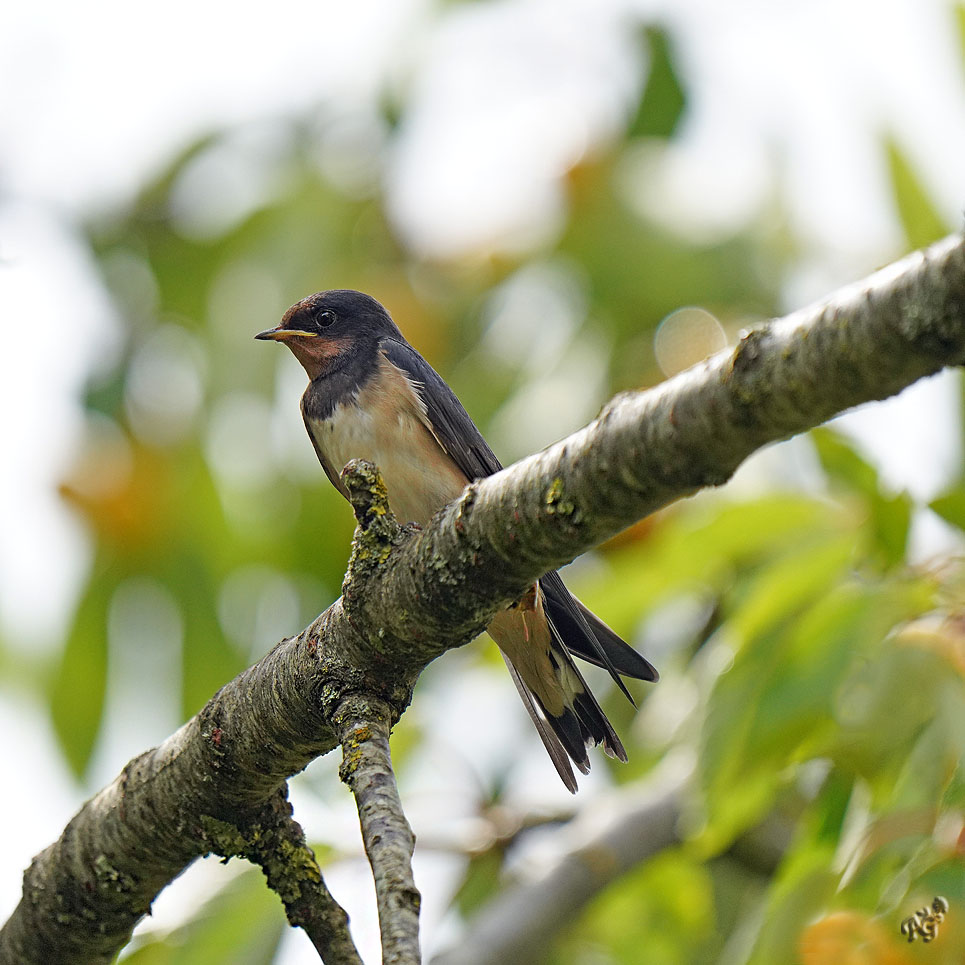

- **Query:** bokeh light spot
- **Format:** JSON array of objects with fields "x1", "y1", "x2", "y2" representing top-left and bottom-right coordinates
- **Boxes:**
[{"x1": 654, "y1": 306, "x2": 727, "y2": 377}]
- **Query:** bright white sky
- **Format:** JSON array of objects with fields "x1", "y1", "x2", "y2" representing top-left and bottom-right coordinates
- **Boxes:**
[{"x1": 0, "y1": 0, "x2": 963, "y2": 960}]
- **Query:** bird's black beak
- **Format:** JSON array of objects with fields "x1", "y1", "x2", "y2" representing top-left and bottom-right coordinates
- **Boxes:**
[{"x1": 254, "y1": 327, "x2": 317, "y2": 341}]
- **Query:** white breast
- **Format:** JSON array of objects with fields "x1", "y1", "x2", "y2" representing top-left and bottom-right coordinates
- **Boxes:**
[{"x1": 307, "y1": 357, "x2": 468, "y2": 525}]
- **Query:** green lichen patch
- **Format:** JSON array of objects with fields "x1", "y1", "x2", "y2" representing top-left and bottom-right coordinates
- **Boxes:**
[
  {"x1": 544, "y1": 477, "x2": 578, "y2": 519},
  {"x1": 198, "y1": 814, "x2": 322, "y2": 908},
  {"x1": 198, "y1": 814, "x2": 254, "y2": 859},
  {"x1": 92, "y1": 854, "x2": 137, "y2": 894},
  {"x1": 269, "y1": 839, "x2": 322, "y2": 904}
]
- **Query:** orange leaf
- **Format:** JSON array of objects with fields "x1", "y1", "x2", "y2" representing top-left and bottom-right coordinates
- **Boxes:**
[{"x1": 799, "y1": 912, "x2": 915, "y2": 965}]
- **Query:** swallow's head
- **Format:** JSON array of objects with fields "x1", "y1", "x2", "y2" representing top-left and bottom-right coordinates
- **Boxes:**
[{"x1": 255, "y1": 290, "x2": 400, "y2": 379}]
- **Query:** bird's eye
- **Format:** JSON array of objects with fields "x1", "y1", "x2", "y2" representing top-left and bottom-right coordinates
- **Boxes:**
[{"x1": 315, "y1": 310, "x2": 337, "y2": 329}]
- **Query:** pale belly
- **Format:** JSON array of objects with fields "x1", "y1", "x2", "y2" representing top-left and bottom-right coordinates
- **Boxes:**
[{"x1": 308, "y1": 399, "x2": 467, "y2": 526}]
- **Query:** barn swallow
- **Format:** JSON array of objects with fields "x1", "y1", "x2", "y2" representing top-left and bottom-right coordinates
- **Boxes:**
[{"x1": 256, "y1": 290, "x2": 658, "y2": 791}]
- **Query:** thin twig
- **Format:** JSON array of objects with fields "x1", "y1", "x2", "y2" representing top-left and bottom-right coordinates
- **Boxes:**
[{"x1": 337, "y1": 697, "x2": 422, "y2": 965}]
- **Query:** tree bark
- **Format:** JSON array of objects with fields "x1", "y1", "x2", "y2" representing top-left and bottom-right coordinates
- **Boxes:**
[
  {"x1": 1, "y1": 235, "x2": 963, "y2": 963},
  {"x1": 337, "y1": 696, "x2": 421, "y2": 965}
]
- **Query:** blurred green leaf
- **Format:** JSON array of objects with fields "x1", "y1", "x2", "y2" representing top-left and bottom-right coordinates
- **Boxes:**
[
  {"x1": 812, "y1": 428, "x2": 878, "y2": 494},
  {"x1": 812, "y1": 428, "x2": 912, "y2": 568},
  {"x1": 453, "y1": 849, "x2": 505, "y2": 917},
  {"x1": 747, "y1": 849, "x2": 838, "y2": 965},
  {"x1": 868, "y1": 490, "x2": 913, "y2": 569},
  {"x1": 810, "y1": 771, "x2": 854, "y2": 851},
  {"x1": 726, "y1": 533, "x2": 854, "y2": 647},
  {"x1": 558, "y1": 850, "x2": 714, "y2": 965},
  {"x1": 884, "y1": 134, "x2": 951, "y2": 250},
  {"x1": 630, "y1": 26, "x2": 687, "y2": 139},
  {"x1": 579, "y1": 494, "x2": 847, "y2": 636},
  {"x1": 122, "y1": 869, "x2": 284, "y2": 964},
  {"x1": 929, "y1": 482, "x2": 965, "y2": 530},
  {"x1": 832, "y1": 644, "x2": 957, "y2": 788},
  {"x1": 699, "y1": 572, "x2": 928, "y2": 851},
  {"x1": 49, "y1": 563, "x2": 111, "y2": 777}
]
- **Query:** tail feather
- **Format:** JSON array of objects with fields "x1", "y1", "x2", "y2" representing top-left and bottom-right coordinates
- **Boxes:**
[
  {"x1": 540, "y1": 573, "x2": 659, "y2": 682},
  {"x1": 531, "y1": 690, "x2": 592, "y2": 774},
  {"x1": 493, "y1": 573, "x2": 659, "y2": 792},
  {"x1": 539, "y1": 628, "x2": 627, "y2": 772},
  {"x1": 501, "y1": 654, "x2": 579, "y2": 793},
  {"x1": 572, "y1": 689, "x2": 627, "y2": 762}
]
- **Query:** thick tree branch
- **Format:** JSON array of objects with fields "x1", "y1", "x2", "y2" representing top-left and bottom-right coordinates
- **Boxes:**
[{"x1": 1, "y1": 235, "x2": 963, "y2": 963}]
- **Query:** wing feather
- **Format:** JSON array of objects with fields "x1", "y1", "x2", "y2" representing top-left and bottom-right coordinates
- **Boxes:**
[{"x1": 380, "y1": 339, "x2": 503, "y2": 479}]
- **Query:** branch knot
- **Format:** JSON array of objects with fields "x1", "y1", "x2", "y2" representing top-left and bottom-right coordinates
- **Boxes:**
[{"x1": 342, "y1": 459, "x2": 410, "y2": 586}]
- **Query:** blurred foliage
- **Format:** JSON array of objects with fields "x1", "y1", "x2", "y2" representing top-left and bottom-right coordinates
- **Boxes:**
[
  {"x1": 122, "y1": 869, "x2": 284, "y2": 963},
  {"x1": 554, "y1": 460, "x2": 964, "y2": 965},
  {"x1": 629, "y1": 26, "x2": 687, "y2": 140},
  {"x1": 560, "y1": 851, "x2": 715, "y2": 965},
  {"x1": 884, "y1": 136, "x2": 953, "y2": 250},
  {"x1": 812, "y1": 428, "x2": 913, "y2": 571},
  {"x1": 28, "y1": 7, "x2": 964, "y2": 964}
]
